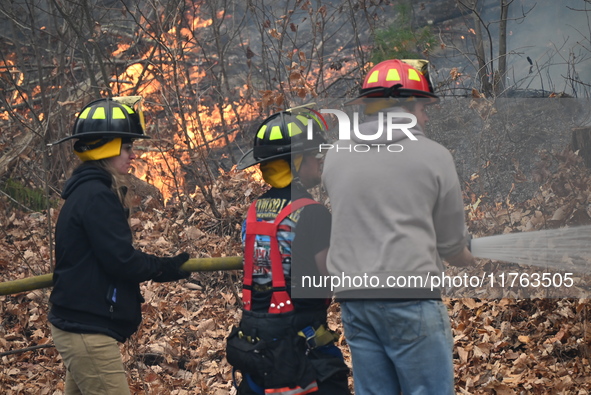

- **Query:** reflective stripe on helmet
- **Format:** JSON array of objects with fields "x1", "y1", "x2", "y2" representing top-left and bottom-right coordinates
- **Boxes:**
[
  {"x1": 112, "y1": 107, "x2": 126, "y2": 119},
  {"x1": 386, "y1": 68, "x2": 400, "y2": 81},
  {"x1": 257, "y1": 125, "x2": 268, "y2": 139},
  {"x1": 287, "y1": 122, "x2": 303, "y2": 137},
  {"x1": 367, "y1": 70, "x2": 379, "y2": 83},
  {"x1": 93, "y1": 107, "x2": 106, "y2": 119},
  {"x1": 408, "y1": 68, "x2": 421, "y2": 81},
  {"x1": 78, "y1": 107, "x2": 92, "y2": 119},
  {"x1": 366, "y1": 67, "x2": 420, "y2": 85},
  {"x1": 269, "y1": 125, "x2": 283, "y2": 140},
  {"x1": 362, "y1": 59, "x2": 434, "y2": 95}
]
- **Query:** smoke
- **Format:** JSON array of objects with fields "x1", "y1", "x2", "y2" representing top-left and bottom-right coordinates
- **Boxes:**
[{"x1": 505, "y1": 0, "x2": 591, "y2": 96}]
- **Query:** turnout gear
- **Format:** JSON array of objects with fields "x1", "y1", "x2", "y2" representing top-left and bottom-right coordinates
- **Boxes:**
[{"x1": 237, "y1": 108, "x2": 327, "y2": 170}]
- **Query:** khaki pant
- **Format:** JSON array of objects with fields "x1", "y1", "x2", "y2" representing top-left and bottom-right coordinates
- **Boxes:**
[{"x1": 50, "y1": 324, "x2": 131, "y2": 395}]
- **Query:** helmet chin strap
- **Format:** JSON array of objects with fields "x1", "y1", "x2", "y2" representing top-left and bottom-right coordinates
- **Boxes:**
[{"x1": 290, "y1": 154, "x2": 305, "y2": 188}]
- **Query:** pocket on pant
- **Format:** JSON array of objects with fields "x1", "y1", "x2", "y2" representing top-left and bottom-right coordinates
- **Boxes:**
[
  {"x1": 436, "y1": 301, "x2": 454, "y2": 351},
  {"x1": 339, "y1": 303, "x2": 361, "y2": 341},
  {"x1": 383, "y1": 300, "x2": 425, "y2": 343}
]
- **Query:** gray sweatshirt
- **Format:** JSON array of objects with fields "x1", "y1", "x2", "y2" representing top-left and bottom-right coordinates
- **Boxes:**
[{"x1": 322, "y1": 107, "x2": 469, "y2": 298}]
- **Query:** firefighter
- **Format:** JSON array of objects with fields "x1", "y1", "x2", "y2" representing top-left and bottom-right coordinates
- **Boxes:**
[
  {"x1": 226, "y1": 109, "x2": 350, "y2": 394},
  {"x1": 48, "y1": 97, "x2": 190, "y2": 395},
  {"x1": 322, "y1": 59, "x2": 475, "y2": 394}
]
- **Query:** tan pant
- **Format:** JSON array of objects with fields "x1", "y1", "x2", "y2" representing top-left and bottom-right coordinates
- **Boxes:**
[{"x1": 50, "y1": 324, "x2": 131, "y2": 395}]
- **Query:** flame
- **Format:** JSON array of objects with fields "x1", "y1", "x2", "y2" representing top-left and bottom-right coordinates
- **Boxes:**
[
  {"x1": 103, "y1": 2, "x2": 350, "y2": 204},
  {"x1": 0, "y1": 59, "x2": 24, "y2": 106},
  {"x1": 116, "y1": 63, "x2": 161, "y2": 96},
  {"x1": 192, "y1": 17, "x2": 213, "y2": 29},
  {"x1": 112, "y1": 43, "x2": 131, "y2": 57},
  {"x1": 110, "y1": 40, "x2": 259, "y2": 202}
]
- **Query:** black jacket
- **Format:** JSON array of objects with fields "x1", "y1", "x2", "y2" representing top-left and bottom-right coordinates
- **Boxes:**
[{"x1": 49, "y1": 163, "x2": 167, "y2": 342}]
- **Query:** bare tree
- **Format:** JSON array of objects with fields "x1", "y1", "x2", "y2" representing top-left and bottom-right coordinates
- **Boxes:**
[{"x1": 0, "y1": 0, "x2": 378, "y2": 222}]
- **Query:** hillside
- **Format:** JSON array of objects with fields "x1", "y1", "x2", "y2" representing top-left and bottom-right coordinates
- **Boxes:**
[{"x1": 2, "y1": 147, "x2": 591, "y2": 394}]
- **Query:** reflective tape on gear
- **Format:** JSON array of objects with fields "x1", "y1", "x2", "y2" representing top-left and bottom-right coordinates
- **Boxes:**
[
  {"x1": 408, "y1": 68, "x2": 421, "y2": 81},
  {"x1": 367, "y1": 70, "x2": 379, "y2": 83},
  {"x1": 269, "y1": 125, "x2": 283, "y2": 140},
  {"x1": 287, "y1": 122, "x2": 302, "y2": 137},
  {"x1": 257, "y1": 125, "x2": 268, "y2": 140},
  {"x1": 386, "y1": 68, "x2": 401, "y2": 81},
  {"x1": 121, "y1": 104, "x2": 134, "y2": 113},
  {"x1": 296, "y1": 115, "x2": 309, "y2": 125},
  {"x1": 93, "y1": 107, "x2": 106, "y2": 119},
  {"x1": 78, "y1": 107, "x2": 92, "y2": 119},
  {"x1": 112, "y1": 107, "x2": 126, "y2": 119}
]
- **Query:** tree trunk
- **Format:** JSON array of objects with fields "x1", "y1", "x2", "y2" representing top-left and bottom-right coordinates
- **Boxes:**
[
  {"x1": 471, "y1": 1, "x2": 492, "y2": 96},
  {"x1": 496, "y1": 0, "x2": 510, "y2": 95},
  {"x1": 572, "y1": 127, "x2": 591, "y2": 168}
]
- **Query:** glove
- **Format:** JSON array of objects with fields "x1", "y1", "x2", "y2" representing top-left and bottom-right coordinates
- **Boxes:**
[{"x1": 153, "y1": 252, "x2": 191, "y2": 283}]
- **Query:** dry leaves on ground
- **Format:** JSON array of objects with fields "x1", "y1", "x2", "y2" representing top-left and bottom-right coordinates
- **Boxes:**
[{"x1": 2, "y1": 152, "x2": 591, "y2": 394}]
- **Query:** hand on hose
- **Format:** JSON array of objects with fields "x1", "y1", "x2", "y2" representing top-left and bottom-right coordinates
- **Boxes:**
[{"x1": 153, "y1": 252, "x2": 191, "y2": 283}]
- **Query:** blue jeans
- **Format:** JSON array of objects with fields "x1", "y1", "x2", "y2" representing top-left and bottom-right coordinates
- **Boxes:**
[{"x1": 340, "y1": 299, "x2": 455, "y2": 395}]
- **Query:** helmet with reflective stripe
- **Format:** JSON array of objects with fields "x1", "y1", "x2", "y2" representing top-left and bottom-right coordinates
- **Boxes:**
[
  {"x1": 50, "y1": 96, "x2": 150, "y2": 146},
  {"x1": 49, "y1": 97, "x2": 150, "y2": 161},
  {"x1": 237, "y1": 108, "x2": 327, "y2": 170},
  {"x1": 348, "y1": 59, "x2": 438, "y2": 106}
]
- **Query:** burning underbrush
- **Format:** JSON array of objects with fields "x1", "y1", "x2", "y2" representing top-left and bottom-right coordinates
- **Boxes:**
[{"x1": 1, "y1": 147, "x2": 591, "y2": 394}]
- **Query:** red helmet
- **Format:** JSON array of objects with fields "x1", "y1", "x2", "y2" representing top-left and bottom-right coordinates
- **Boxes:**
[{"x1": 350, "y1": 59, "x2": 438, "y2": 104}]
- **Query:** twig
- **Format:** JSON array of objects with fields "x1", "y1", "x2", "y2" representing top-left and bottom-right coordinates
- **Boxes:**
[
  {"x1": 0, "y1": 343, "x2": 54, "y2": 357},
  {"x1": 0, "y1": 189, "x2": 33, "y2": 212}
]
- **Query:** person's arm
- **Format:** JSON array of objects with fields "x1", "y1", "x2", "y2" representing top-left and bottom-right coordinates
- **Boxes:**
[
  {"x1": 444, "y1": 246, "x2": 474, "y2": 267},
  {"x1": 314, "y1": 247, "x2": 330, "y2": 276},
  {"x1": 85, "y1": 189, "x2": 188, "y2": 282},
  {"x1": 433, "y1": 150, "x2": 474, "y2": 267}
]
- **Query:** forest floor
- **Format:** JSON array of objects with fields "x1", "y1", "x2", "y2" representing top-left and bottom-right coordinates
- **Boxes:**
[{"x1": 2, "y1": 149, "x2": 591, "y2": 394}]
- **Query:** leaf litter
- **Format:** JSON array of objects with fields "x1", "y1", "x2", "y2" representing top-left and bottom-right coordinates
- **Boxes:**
[{"x1": 2, "y1": 152, "x2": 591, "y2": 394}]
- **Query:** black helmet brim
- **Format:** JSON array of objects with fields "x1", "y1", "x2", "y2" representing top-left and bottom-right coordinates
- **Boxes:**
[
  {"x1": 345, "y1": 87, "x2": 439, "y2": 106},
  {"x1": 237, "y1": 145, "x2": 321, "y2": 170},
  {"x1": 48, "y1": 131, "x2": 151, "y2": 146}
]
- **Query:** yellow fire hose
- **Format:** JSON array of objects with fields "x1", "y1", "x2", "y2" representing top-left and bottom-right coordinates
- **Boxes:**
[{"x1": 0, "y1": 256, "x2": 243, "y2": 296}]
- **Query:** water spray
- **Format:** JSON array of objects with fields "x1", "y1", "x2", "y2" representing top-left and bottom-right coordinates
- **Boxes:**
[{"x1": 470, "y1": 224, "x2": 591, "y2": 274}]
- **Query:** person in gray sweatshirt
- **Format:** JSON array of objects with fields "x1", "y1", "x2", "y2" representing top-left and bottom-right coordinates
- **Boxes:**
[{"x1": 322, "y1": 59, "x2": 474, "y2": 395}]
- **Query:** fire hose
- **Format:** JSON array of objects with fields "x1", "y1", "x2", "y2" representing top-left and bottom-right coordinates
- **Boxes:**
[
  {"x1": 4, "y1": 224, "x2": 591, "y2": 296},
  {"x1": 0, "y1": 256, "x2": 243, "y2": 296}
]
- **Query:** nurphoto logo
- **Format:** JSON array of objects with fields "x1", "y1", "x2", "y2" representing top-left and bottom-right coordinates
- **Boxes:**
[{"x1": 308, "y1": 109, "x2": 418, "y2": 153}]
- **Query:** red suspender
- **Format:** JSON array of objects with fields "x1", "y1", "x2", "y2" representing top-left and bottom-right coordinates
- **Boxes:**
[{"x1": 242, "y1": 198, "x2": 319, "y2": 314}]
